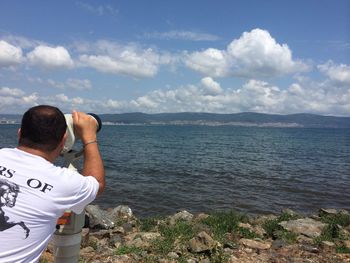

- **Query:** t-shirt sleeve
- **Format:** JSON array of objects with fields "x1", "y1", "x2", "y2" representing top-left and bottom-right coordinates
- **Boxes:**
[{"x1": 69, "y1": 175, "x2": 100, "y2": 214}]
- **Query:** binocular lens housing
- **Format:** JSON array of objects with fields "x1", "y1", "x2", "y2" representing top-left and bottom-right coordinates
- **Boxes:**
[{"x1": 62, "y1": 113, "x2": 102, "y2": 154}]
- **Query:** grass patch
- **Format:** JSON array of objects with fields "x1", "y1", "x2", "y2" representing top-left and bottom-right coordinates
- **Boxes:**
[
  {"x1": 115, "y1": 245, "x2": 144, "y2": 255},
  {"x1": 336, "y1": 246, "x2": 350, "y2": 253},
  {"x1": 151, "y1": 220, "x2": 196, "y2": 255},
  {"x1": 314, "y1": 212, "x2": 350, "y2": 246},
  {"x1": 319, "y1": 213, "x2": 350, "y2": 227},
  {"x1": 262, "y1": 211, "x2": 299, "y2": 244},
  {"x1": 139, "y1": 216, "x2": 165, "y2": 232},
  {"x1": 238, "y1": 227, "x2": 259, "y2": 239},
  {"x1": 200, "y1": 210, "x2": 248, "y2": 241}
]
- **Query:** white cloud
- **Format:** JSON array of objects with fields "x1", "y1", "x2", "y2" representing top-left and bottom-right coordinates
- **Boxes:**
[
  {"x1": 0, "y1": 40, "x2": 23, "y2": 67},
  {"x1": 66, "y1": 78, "x2": 92, "y2": 90},
  {"x1": 318, "y1": 60, "x2": 350, "y2": 85},
  {"x1": 122, "y1": 76, "x2": 350, "y2": 116},
  {"x1": 184, "y1": 48, "x2": 230, "y2": 77},
  {"x1": 201, "y1": 77, "x2": 222, "y2": 95},
  {"x1": 0, "y1": 87, "x2": 25, "y2": 97},
  {"x1": 0, "y1": 35, "x2": 43, "y2": 49},
  {"x1": 79, "y1": 42, "x2": 170, "y2": 78},
  {"x1": 27, "y1": 45, "x2": 74, "y2": 69},
  {"x1": 2, "y1": 69, "x2": 350, "y2": 115},
  {"x1": 0, "y1": 87, "x2": 38, "y2": 112},
  {"x1": 28, "y1": 77, "x2": 91, "y2": 90},
  {"x1": 77, "y1": 2, "x2": 118, "y2": 16},
  {"x1": 185, "y1": 28, "x2": 309, "y2": 78},
  {"x1": 144, "y1": 30, "x2": 220, "y2": 41}
]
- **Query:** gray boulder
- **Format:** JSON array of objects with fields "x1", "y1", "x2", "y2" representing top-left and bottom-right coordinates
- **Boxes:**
[
  {"x1": 279, "y1": 218, "x2": 326, "y2": 238},
  {"x1": 85, "y1": 205, "x2": 115, "y2": 229},
  {"x1": 169, "y1": 210, "x2": 194, "y2": 225},
  {"x1": 188, "y1": 231, "x2": 216, "y2": 253}
]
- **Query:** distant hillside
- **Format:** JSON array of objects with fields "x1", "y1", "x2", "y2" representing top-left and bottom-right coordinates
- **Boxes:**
[
  {"x1": 1, "y1": 112, "x2": 350, "y2": 128},
  {"x1": 99, "y1": 112, "x2": 350, "y2": 128}
]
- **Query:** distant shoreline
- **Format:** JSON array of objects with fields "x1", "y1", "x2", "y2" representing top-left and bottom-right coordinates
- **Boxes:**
[{"x1": 1, "y1": 112, "x2": 350, "y2": 128}]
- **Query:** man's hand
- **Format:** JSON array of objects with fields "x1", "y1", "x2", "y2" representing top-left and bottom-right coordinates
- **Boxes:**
[
  {"x1": 72, "y1": 111, "x2": 98, "y2": 144},
  {"x1": 72, "y1": 110, "x2": 105, "y2": 195}
]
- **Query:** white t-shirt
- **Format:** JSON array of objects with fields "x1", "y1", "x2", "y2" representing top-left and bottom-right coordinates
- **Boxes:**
[{"x1": 0, "y1": 148, "x2": 99, "y2": 263}]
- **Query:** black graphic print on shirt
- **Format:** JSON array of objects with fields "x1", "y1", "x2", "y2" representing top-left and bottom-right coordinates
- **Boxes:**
[{"x1": 0, "y1": 178, "x2": 30, "y2": 239}]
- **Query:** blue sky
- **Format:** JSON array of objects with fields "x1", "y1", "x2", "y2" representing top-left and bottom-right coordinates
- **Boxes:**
[{"x1": 0, "y1": 0, "x2": 349, "y2": 116}]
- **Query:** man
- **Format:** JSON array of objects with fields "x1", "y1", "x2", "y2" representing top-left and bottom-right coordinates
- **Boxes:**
[{"x1": 0, "y1": 105, "x2": 105, "y2": 262}]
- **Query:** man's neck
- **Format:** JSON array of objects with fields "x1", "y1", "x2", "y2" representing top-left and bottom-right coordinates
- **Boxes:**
[{"x1": 17, "y1": 146, "x2": 56, "y2": 163}]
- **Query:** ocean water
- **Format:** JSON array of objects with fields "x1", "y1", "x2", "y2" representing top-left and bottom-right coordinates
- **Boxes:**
[{"x1": 1, "y1": 124, "x2": 349, "y2": 218}]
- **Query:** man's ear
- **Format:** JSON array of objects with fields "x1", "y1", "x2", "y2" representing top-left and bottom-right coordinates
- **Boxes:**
[
  {"x1": 56, "y1": 132, "x2": 67, "y2": 155},
  {"x1": 60, "y1": 132, "x2": 68, "y2": 148}
]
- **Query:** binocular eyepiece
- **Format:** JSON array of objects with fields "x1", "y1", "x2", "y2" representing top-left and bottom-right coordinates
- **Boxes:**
[{"x1": 62, "y1": 113, "x2": 102, "y2": 154}]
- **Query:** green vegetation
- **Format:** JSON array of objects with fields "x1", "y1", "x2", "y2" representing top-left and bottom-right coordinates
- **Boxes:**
[
  {"x1": 238, "y1": 226, "x2": 259, "y2": 239},
  {"x1": 262, "y1": 211, "x2": 299, "y2": 244},
  {"x1": 41, "y1": 209, "x2": 350, "y2": 262},
  {"x1": 139, "y1": 216, "x2": 165, "y2": 232},
  {"x1": 136, "y1": 211, "x2": 249, "y2": 261},
  {"x1": 115, "y1": 245, "x2": 144, "y2": 255},
  {"x1": 200, "y1": 210, "x2": 248, "y2": 241},
  {"x1": 152, "y1": 220, "x2": 195, "y2": 255},
  {"x1": 314, "y1": 212, "x2": 350, "y2": 252},
  {"x1": 319, "y1": 212, "x2": 350, "y2": 228},
  {"x1": 336, "y1": 246, "x2": 350, "y2": 254}
]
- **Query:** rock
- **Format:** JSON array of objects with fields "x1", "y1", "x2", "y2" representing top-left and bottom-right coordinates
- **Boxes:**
[
  {"x1": 297, "y1": 234, "x2": 314, "y2": 244},
  {"x1": 340, "y1": 227, "x2": 350, "y2": 239},
  {"x1": 107, "y1": 205, "x2": 134, "y2": 222},
  {"x1": 239, "y1": 222, "x2": 254, "y2": 231},
  {"x1": 124, "y1": 232, "x2": 161, "y2": 248},
  {"x1": 319, "y1": 208, "x2": 338, "y2": 216},
  {"x1": 89, "y1": 229, "x2": 111, "y2": 239},
  {"x1": 253, "y1": 214, "x2": 278, "y2": 225},
  {"x1": 159, "y1": 259, "x2": 177, "y2": 263},
  {"x1": 239, "y1": 238, "x2": 271, "y2": 250},
  {"x1": 279, "y1": 218, "x2": 326, "y2": 238},
  {"x1": 300, "y1": 244, "x2": 319, "y2": 253},
  {"x1": 169, "y1": 210, "x2": 194, "y2": 225},
  {"x1": 81, "y1": 228, "x2": 90, "y2": 248},
  {"x1": 282, "y1": 208, "x2": 298, "y2": 217},
  {"x1": 109, "y1": 234, "x2": 123, "y2": 247},
  {"x1": 321, "y1": 241, "x2": 335, "y2": 252},
  {"x1": 228, "y1": 255, "x2": 239, "y2": 263},
  {"x1": 342, "y1": 240, "x2": 350, "y2": 249},
  {"x1": 339, "y1": 209, "x2": 350, "y2": 215},
  {"x1": 113, "y1": 226, "x2": 125, "y2": 235},
  {"x1": 125, "y1": 237, "x2": 145, "y2": 248},
  {"x1": 85, "y1": 205, "x2": 115, "y2": 229},
  {"x1": 194, "y1": 213, "x2": 210, "y2": 221},
  {"x1": 79, "y1": 246, "x2": 96, "y2": 260},
  {"x1": 253, "y1": 225, "x2": 266, "y2": 237},
  {"x1": 122, "y1": 222, "x2": 134, "y2": 233},
  {"x1": 271, "y1": 239, "x2": 287, "y2": 249},
  {"x1": 167, "y1": 252, "x2": 179, "y2": 259},
  {"x1": 88, "y1": 236, "x2": 100, "y2": 249},
  {"x1": 188, "y1": 231, "x2": 216, "y2": 253}
]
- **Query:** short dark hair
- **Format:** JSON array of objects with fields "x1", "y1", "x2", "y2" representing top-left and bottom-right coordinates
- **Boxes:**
[{"x1": 19, "y1": 105, "x2": 67, "y2": 152}]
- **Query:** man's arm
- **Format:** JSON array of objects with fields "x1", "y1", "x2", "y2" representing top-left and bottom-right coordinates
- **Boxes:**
[{"x1": 72, "y1": 111, "x2": 105, "y2": 195}]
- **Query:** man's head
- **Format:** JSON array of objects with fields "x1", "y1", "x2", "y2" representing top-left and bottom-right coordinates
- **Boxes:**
[{"x1": 18, "y1": 105, "x2": 67, "y2": 152}]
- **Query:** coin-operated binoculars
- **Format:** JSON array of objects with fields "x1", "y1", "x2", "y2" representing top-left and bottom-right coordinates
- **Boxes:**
[{"x1": 51, "y1": 113, "x2": 102, "y2": 263}]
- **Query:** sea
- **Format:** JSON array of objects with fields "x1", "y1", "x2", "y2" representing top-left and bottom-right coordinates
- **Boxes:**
[{"x1": 1, "y1": 124, "x2": 349, "y2": 218}]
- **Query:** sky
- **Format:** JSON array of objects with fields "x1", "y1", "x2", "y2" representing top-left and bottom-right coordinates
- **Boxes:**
[{"x1": 0, "y1": 0, "x2": 349, "y2": 116}]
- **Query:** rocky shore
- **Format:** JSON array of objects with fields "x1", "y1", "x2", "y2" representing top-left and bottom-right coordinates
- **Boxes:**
[{"x1": 40, "y1": 206, "x2": 350, "y2": 263}]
